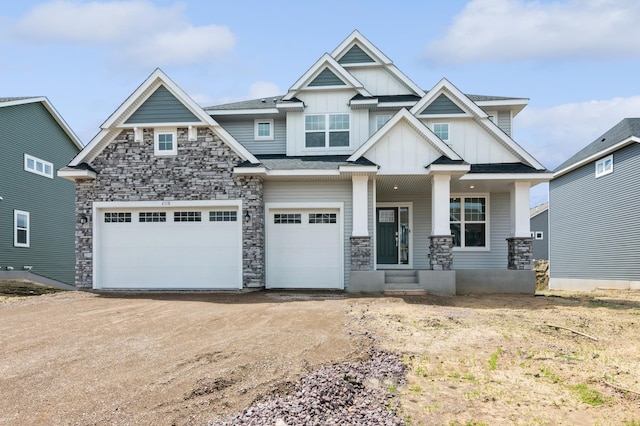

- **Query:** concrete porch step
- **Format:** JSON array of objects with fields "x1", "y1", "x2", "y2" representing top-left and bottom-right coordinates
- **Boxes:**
[
  {"x1": 383, "y1": 282, "x2": 426, "y2": 296},
  {"x1": 383, "y1": 270, "x2": 418, "y2": 284}
]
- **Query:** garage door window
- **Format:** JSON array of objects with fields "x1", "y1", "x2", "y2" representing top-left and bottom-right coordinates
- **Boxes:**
[
  {"x1": 210, "y1": 211, "x2": 237, "y2": 222},
  {"x1": 274, "y1": 213, "x2": 301, "y2": 224},
  {"x1": 309, "y1": 213, "x2": 337, "y2": 224},
  {"x1": 139, "y1": 212, "x2": 166, "y2": 222},
  {"x1": 105, "y1": 212, "x2": 131, "y2": 223},
  {"x1": 174, "y1": 211, "x2": 201, "y2": 222}
]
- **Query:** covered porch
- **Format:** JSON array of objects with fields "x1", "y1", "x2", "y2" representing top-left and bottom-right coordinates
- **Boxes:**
[{"x1": 348, "y1": 167, "x2": 550, "y2": 295}]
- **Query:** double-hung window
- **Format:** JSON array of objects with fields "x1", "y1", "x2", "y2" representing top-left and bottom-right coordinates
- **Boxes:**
[
  {"x1": 154, "y1": 129, "x2": 177, "y2": 156},
  {"x1": 433, "y1": 123, "x2": 450, "y2": 142},
  {"x1": 24, "y1": 154, "x2": 53, "y2": 178},
  {"x1": 14, "y1": 210, "x2": 30, "y2": 247},
  {"x1": 450, "y1": 196, "x2": 488, "y2": 248},
  {"x1": 305, "y1": 114, "x2": 350, "y2": 148}
]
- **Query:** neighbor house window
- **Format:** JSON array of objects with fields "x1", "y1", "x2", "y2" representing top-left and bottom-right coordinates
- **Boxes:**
[
  {"x1": 433, "y1": 123, "x2": 449, "y2": 142},
  {"x1": 154, "y1": 129, "x2": 177, "y2": 156},
  {"x1": 305, "y1": 114, "x2": 350, "y2": 148},
  {"x1": 595, "y1": 154, "x2": 613, "y2": 178},
  {"x1": 14, "y1": 210, "x2": 29, "y2": 247},
  {"x1": 375, "y1": 114, "x2": 391, "y2": 130},
  {"x1": 450, "y1": 196, "x2": 487, "y2": 248},
  {"x1": 24, "y1": 154, "x2": 53, "y2": 179},
  {"x1": 254, "y1": 119, "x2": 274, "y2": 140},
  {"x1": 535, "y1": 231, "x2": 544, "y2": 240}
]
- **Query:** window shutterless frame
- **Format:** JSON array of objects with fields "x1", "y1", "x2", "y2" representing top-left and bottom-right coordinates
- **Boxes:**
[
  {"x1": 24, "y1": 154, "x2": 54, "y2": 179},
  {"x1": 14, "y1": 210, "x2": 30, "y2": 247},
  {"x1": 154, "y1": 128, "x2": 177, "y2": 156}
]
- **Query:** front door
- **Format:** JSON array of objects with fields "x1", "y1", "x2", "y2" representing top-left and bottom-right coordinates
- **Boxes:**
[
  {"x1": 376, "y1": 205, "x2": 411, "y2": 266},
  {"x1": 376, "y1": 207, "x2": 398, "y2": 264}
]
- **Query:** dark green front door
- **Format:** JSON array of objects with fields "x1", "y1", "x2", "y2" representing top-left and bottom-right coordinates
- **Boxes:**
[{"x1": 376, "y1": 207, "x2": 398, "y2": 264}]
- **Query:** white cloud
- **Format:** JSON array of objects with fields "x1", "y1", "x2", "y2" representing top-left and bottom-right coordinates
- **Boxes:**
[
  {"x1": 248, "y1": 81, "x2": 282, "y2": 99},
  {"x1": 517, "y1": 95, "x2": 640, "y2": 169},
  {"x1": 12, "y1": 0, "x2": 236, "y2": 67},
  {"x1": 427, "y1": 0, "x2": 640, "y2": 64}
]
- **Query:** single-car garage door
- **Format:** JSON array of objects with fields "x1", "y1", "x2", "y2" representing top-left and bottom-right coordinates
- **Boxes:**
[
  {"x1": 95, "y1": 203, "x2": 242, "y2": 289},
  {"x1": 266, "y1": 208, "x2": 343, "y2": 289}
]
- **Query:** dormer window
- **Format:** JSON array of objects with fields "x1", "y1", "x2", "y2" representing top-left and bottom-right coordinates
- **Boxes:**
[
  {"x1": 305, "y1": 114, "x2": 350, "y2": 148},
  {"x1": 154, "y1": 128, "x2": 177, "y2": 156}
]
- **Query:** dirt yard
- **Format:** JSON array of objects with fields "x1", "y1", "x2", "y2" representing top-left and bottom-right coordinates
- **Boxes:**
[{"x1": 1, "y1": 282, "x2": 640, "y2": 425}]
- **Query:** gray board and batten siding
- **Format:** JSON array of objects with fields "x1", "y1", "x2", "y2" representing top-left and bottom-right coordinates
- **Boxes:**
[
  {"x1": 550, "y1": 142, "x2": 640, "y2": 281},
  {"x1": 125, "y1": 85, "x2": 198, "y2": 124},
  {"x1": 0, "y1": 101, "x2": 79, "y2": 284}
]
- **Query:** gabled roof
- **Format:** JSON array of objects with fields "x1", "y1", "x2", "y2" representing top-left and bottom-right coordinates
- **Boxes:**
[
  {"x1": 530, "y1": 202, "x2": 549, "y2": 219},
  {"x1": 554, "y1": 118, "x2": 640, "y2": 177},
  {"x1": 348, "y1": 108, "x2": 462, "y2": 162},
  {"x1": 282, "y1": 53, "x2": 371, "y2": 101},
  {"x1": 0, "y1": 96, "x2": 83, "y2": 150},
  {"x1": 331, "y1": 30, "x2": 425, "y2": 97},
  {"x1": 68, "y1": 69, "x2": 259, "y2": 168},
  {"x1": 410, "y1": 78, "x2": 544, "y2": 170}
]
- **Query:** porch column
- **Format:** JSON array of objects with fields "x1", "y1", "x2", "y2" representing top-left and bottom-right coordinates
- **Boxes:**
[
  {"x1": 351, "y1": 175, "x2": 371, "y2": 271},
  {"x1": 430, "y1": 174, "x2": 453, "y2": 270},
  {"x1": 507, "y1": 181, "x2": 533, "y2": 270}
]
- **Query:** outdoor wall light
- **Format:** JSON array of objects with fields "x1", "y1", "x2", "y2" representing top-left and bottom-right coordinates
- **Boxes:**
[
  {"x1": 244, "y1": 211, "x2": 251, "y2": 224},
  {"x1": 80, "y1": 214, "x2": 89, "y2": 224}
]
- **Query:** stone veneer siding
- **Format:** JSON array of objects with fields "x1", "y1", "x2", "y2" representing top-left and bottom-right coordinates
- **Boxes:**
[
  {"x1": 507, "y1": 237, "x2": 533, "y2": 270},
  {"x1": 74, "y1": 127, "x2": 264, "y2": 288},
  {"x1": 429, "y1": 235, "x2": 453, "y2": 271},
  {"x1": 350, "y1": 236, "x2": 372, "y2": 271}
]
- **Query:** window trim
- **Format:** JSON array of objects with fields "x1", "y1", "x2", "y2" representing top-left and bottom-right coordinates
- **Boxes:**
[
  {"x1": 304, "y1": 113, "x2": 351, "y2": 149},
  {"x1": 154, "y1": 128, "x2": 177, "y2": 156},
  {"x1": 535, "y1": 231, "x2": 544, "y2": 240},
  {"x1": 24, "y1": 154, "x2": 54, "y2": 179},
  {"x1": 14, "y1": 210, "x2": 30, "y2": 248},
  {"x1": 595, "y1": 154, "x2": 613, "y2": 178},
  {"x1": 433, "y1": 123, "x2": 450, "y2": 142},
  {"x1": 450, "y1": 194, "x2": 490, "y2": 251},
  {"x1": 254, "y1": 119, "x2": 274, "y2": 141}
]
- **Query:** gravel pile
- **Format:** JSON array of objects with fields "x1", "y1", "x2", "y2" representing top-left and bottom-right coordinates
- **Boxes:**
[{"x1": 210, "y1": 349, "x2": 407, "y2": 426}]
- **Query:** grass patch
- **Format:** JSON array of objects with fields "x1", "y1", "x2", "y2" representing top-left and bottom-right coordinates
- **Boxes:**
[
  {"x1": 571, "y1": 383, "x2": 607, "y2": 406},
  {"x1": 488, "y1": 348, "x2": 503, "y2": 371},
  {"x1": 0, "y1": 280, "x2": 63, "y2": 297}
]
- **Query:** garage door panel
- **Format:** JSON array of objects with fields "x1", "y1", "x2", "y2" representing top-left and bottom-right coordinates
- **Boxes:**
[
  {"x1": 267, "y1": 209, "x2": 342, "y2": 289},
  {"x1": 97, "y1": 206, "x2": 241, "y2": 289}
]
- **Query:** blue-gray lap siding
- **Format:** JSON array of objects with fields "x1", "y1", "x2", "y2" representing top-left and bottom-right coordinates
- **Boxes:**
[
  {"x1": 421, "y1": 94, "x2": 465, "y2": 115},
  {"x1": 338, "y1": 45, "x2": 375, "y2": 64},
  {"x1": 550, "y1": 143, "x2": 640, "y2": 280},
  {"x1": 125, "y1": 85, "x2": 198, "y2": 124},
  {"x1": 309, "y1": 69, "x2": 346, "y2": 87},
  {"x1": 213, "y1": 116, "x2": 286, "y2": 154},
  {"x1": 0, "y1": 102, "x2": 79, "y2": 284},
  {"x1": 530, "y1": 210, "x2": 548, "y2": 260}
]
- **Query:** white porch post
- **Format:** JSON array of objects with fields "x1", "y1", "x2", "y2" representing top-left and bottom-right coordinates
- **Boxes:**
[
  {"x1": 352, "y1": 175, "x2": 369, "y2": 237},
  {"x1": 510, "y1": 181, "x2": 531, "y2": 238},
  {"x1": 431, "y1": 174, "x2": 451, "y2": 236}
]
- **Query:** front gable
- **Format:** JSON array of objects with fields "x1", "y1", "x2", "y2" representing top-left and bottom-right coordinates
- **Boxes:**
[
  {"x1": 125, "y1": 85, "x2": 199, "y2": 124},
  {"x1": 65, "y1": 69, "x2": 258, "y2": 171},
  {"x1": 337, "y1": 44, "x2": 376, "y2": 64},
  {"x1": 349, "y1": 109, "x2": 461, "y2": 174},
  {"x1": 420, "y1": 93, "x2": 466, "y2": 115}
]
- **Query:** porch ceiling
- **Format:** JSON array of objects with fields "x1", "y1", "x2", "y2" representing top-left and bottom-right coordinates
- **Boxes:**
[{"x1": 375, "y1": 174, "x2": 535, "y2": 194}]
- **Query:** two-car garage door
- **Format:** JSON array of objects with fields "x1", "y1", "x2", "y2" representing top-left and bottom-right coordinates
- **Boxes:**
[
  {"x1": 266, "y1": 208, "x2": 343, "y2": 289},
  {"x1": 95, "y1": 202, "x2": 242, "y2": 289}
]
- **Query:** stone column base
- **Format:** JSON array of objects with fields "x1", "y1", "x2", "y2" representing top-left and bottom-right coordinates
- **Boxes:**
[
  {"x1": 507, "y1": 237, "x2": 533, "y2": 270},
  {"x1": 351, "y1": 236, "x2": 372, "y2": 271},
  {"x1": 429, "y1": 235, "x2": 453, "y2": 271}
]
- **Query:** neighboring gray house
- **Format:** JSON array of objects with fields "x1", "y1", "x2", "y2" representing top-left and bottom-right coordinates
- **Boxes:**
[
  {"x1": 529, "y1": 203, "x2": 548, "y2": 260},
  {"x1": 60, "y1": 31, "x2": 551, "y2": 294},
  {"x1": 0, "y1": 97, "x2": 83, "y2": 285},
  {"x1": 550, "y1": 118, "x2": 640, "y2": 291}
]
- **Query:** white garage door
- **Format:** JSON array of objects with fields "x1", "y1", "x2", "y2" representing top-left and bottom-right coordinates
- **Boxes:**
[
  {"x1": 266, "y1": 208, "x2": 343, "y2": 289},
  {"x1": 95, "y1": 205, "x2": 242, "y2": 289}
]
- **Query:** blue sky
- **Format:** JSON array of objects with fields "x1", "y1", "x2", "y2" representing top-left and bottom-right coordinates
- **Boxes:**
[{"x1": 2, "y1": 0, "x2": 640, "y2": 206}]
